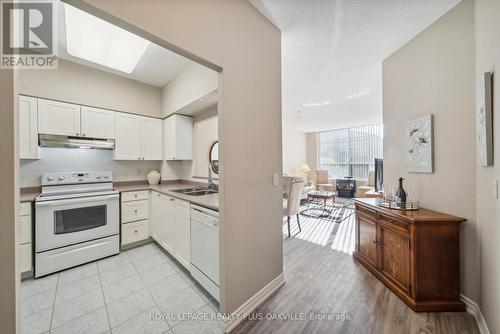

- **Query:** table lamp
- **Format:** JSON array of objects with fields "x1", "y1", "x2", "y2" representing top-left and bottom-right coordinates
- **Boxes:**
[{"x1": 300, "y1": 163, "x2": 311, "y2": 180}]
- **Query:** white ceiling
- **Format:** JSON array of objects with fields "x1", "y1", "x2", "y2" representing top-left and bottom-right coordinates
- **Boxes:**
[
  {"x1": 250, "y1": 0, "x2": 462, "y2": 132},
  {"x1": 57, "y1": 2, "x2": 190, "y2": 88}
]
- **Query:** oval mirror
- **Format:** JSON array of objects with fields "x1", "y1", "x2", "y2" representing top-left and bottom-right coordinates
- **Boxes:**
[{"x1": 209, "y1": 141, "x2": 219, "y2": 174}]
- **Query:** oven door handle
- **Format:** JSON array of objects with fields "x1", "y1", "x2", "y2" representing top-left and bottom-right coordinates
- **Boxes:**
[{"x1": 35, "y1": 194, "x2": 119, "y2": 206}]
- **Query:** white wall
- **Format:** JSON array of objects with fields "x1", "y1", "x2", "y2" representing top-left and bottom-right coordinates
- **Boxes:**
[
  {"x1": 20, "y1": 148, "x2": 161, "y2": 187},
  {"x1": 18, "y1": 59, "x2": 163, "y2": 118},
  {"x1": 70, "y1": 0, "x2": 282, "y2": 315},
  {"x1": 382, "y1": 0, "x2": 479, "y2": 303},
  {"x1": 282, "y1": 127, "x2": 307, "y2": 177},
  {"x1": 475, "y1": 0, "x2": 500, "y2": 332},
  {"x1": 162, "y1": 62, "x2": 218, "y2": 117}
]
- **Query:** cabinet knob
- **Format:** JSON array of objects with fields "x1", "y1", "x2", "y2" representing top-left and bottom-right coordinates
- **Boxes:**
[
  {"x1": 134, "y1": 230, "x2": 138, "y2": 233},
  {"x1": 134, "y1": 210, "x2": 138, "y2": 213},
  {"x1": 76, "y1": 133, "x2": 79, "y2": 136}
]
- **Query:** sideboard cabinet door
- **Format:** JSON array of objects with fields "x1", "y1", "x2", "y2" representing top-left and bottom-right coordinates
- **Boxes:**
[
  {"x1": 378, "y1": 223, "x2": 411, "y2": 294},
  {"x1": 357, "y1": 215, "x2": 378, "y2": 268}
]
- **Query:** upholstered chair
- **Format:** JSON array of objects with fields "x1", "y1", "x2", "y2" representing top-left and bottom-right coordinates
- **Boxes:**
[
  {"x1": 315, "y1": 170, "x2": 335, "y2": 191},
  {"x1": 283, "y1": 180, "x2": 305, "y2": 237}
]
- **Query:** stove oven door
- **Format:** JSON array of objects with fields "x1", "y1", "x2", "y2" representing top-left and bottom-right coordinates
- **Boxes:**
[{"x1": 35, "y1": 194, "x2": 119, "y2": 252}]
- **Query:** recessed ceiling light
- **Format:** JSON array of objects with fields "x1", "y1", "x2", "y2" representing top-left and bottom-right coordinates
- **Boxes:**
[{"x1": 64, "y1": 4, "x2": 150, "y2": 73}]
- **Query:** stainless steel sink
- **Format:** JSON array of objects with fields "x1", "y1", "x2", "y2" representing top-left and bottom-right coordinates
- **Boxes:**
[{"x1": 172, "y1": 188, "x2": 218, "y2": 196}]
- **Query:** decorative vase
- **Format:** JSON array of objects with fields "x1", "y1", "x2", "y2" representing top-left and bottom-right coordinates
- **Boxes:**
[{"x1": 147, "y1": 170, "x2": 161, "y2": 185}]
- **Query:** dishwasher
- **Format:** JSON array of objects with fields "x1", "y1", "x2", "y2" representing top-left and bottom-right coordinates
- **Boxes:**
[{"x1": 190, "y1": 205, "x2": 220, "y2": 301}]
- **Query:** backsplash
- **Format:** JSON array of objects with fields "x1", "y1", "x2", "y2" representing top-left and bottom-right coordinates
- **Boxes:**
[{"x1": 20, "y1": 147, "x2": 162, "y2": 187}]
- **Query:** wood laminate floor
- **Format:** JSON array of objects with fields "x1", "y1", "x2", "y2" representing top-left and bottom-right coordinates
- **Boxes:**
[{"x1": 235, "y1": 202, "x2": 479, "y2": 334}]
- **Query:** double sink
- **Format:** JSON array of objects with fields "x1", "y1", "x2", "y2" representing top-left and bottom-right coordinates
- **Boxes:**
[{"x1": 172, "y1": 187, "x2": 218, "y2": 196}]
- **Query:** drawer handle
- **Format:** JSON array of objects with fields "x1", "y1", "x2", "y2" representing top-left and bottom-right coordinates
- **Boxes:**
[
  {"x1": 170, "y1": 198, "x2": 175, "y2": 201},
  {"x1": 134, "y1": 230, "x2": 138, "y2": 233},
  {"x1": 134, "y1": 210, "x2": 138, "y2": 213},
  {"x1": 134, "y1": 194, "x2": 138, "y2": 197}
]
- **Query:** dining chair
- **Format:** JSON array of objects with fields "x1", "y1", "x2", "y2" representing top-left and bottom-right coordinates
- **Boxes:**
[{"x1": 283, "y1": 180, "x2": 305, "y2": 238}]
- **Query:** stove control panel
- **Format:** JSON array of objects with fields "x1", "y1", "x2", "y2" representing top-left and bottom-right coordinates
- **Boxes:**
[{"x1": 42, "y1": 171, "x2": 113, "y2": 186}]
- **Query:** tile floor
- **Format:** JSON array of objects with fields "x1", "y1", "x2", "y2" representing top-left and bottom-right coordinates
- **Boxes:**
[{"x1": 21, "y1": 243, "x2": 223, "y2": 334}]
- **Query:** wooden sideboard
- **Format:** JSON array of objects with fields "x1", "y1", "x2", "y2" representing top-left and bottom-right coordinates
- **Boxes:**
[{"x1": 353, "y1": 198, "x2": 466, "y2": 312}]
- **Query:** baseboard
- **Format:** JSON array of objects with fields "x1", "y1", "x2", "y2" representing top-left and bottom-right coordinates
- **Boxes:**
[
  {"x1": 224, "y1": 273, "x2": 285, "y2": 333},
  {"x1": 460, "y1": 294, "x2": 490, "y2": 334}
]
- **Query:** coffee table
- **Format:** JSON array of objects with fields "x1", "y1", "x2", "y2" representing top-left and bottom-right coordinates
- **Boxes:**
[
  {"x1": 300, "y1": 191, "x2": 336, "y2": 218},
  {"x1": 307, "y1": 191, "x2": 336, "y2": 208}
]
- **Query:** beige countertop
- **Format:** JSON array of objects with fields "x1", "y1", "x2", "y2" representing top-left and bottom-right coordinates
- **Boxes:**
[
  {"x1": 20, "y1": 180, "x2": 219, "y2": 211},
  {"x1": 114, "y1": 180, "x2": 219, "y2": 211},
  {"x1": 20, "y1": 187, "x2": 41, "y2": 203}
]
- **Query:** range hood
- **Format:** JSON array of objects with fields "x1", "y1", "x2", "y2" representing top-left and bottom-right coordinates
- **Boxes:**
[{"x1": 39, "y1": 134, "x2": 115, "y2": 150}]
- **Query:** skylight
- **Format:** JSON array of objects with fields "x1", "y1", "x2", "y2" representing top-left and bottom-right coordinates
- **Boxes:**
[{"x1": 64, "y1": 4, "x2": 150, "y2": 74}]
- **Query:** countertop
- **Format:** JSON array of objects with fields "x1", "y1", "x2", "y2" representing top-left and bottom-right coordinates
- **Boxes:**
[
  {"x1": 20, "y1": 180, "x2": 219, "y2": 211},
  {"x1": 20, "y1": 187, "x2": 41, "y2": 203},
  {"x1": 114, "y1": 180, "x2": 219, "y2": 211}
]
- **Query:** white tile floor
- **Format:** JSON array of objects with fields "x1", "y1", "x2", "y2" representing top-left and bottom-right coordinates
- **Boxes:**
[{"x1": 21, "y1": 243, "x2": 223, "y2": 334}]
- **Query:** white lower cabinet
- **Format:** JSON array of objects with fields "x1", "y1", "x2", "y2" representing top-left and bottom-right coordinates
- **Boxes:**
[
  {"x1": 18, "y1": 202, "x2": 33, "y2": 276},
  {"x1": 121, "y1": 191, "x2": 150, "y2": 246},
  {"x1": 151, "y1": 191, "x2": 190, "y2": 269}
]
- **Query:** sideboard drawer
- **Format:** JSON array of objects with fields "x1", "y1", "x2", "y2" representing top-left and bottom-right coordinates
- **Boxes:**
[
  {"x1": 356, "y1": 204, "x2": 377, "y2": 220},
  {"x1": 379, "y1": 214, "x2": 409, "y2": 232}
]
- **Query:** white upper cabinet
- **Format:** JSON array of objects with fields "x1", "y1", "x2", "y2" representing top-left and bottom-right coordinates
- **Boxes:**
[
  {"x1": 38, "y1": 98, "x2": 81, "y2": 136},
  {"x1": 163, "y1": 114, "x2": 193, "y2": 160},
  {"x1": 114, "y1": 112, "x2": 143, "y2": 160},
  {"x1": 81, "y1": 106, "x2": 115, "y2": 139},
  {"x1": 19, "y1": 96, "x2": 38, "y2": 159},
  {"x1": 115, "y1": 113, "x2": 163, "y2": 160},
  {"x1": 142, "y1": 117, "x2": 163, "y2": 160}
]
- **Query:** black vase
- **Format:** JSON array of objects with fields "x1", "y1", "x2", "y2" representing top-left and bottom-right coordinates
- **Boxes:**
[{"x1": 395, "y1": 177, "x2": 407, "y2": 206}]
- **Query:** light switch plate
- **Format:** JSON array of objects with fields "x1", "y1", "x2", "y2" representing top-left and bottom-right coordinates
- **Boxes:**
[
  {"x1": 493, "y1": 178, "x2": 498, "y2": 199},
  {"x1": 273, "y1": 173, "x2": 279, "y2": 186}
]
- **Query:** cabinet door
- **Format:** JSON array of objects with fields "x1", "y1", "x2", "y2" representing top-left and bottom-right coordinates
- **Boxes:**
[
  {"x1": 19, "y1": 96, "x2": 38, "y2": 159},
  {"x1": 142, "y1": 117, "x2": 163, "y2": 160},
  {"x1": 150, "y1": 192, "x2": 162, "y2": 242},
  {"x1": 81, "y1": 106, "x2": 115, "y2": 139},
  {"x1": 174, "y1": 115, "x2": 193, "y2": 160},
  {"x1": 19, "y1": 215, "x2": 32, "y2": 245},
  {"x1": 38, "y1": 98, "x2": 81, "y2": 136},
  {"x1": 114, "y1": 112, "x2": 142, "y2": 160},
  {"x1": 379, "y1": 223, "x2": 411, "y2": 293},
  {"x1": 163, "y1": 116, "x2": 175, "y2": 160},
  {"x1": 157, "y1": 195, "x2": 176, "y2": 255},
  {"x1": 163, "y1": 115, "x2": 193, "y2": 160},
  {"x1": 19, "y1": 243, "x2": 32, "y2": 273},
  {"x1": 357, "y1": 214, "x2": 378, "y2": 268},
  {"x1": 174, "y1": 199, "x2": 190, "y2": 269}
]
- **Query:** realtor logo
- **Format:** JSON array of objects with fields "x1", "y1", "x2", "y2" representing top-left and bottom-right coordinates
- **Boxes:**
[{"x1": 2, "y1": 0, "x2": 58, "y2": 69}]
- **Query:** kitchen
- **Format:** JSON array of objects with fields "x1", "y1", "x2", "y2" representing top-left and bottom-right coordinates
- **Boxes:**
[{"x1": 18, "y1": 2, "x2": 222, "y2": 333}]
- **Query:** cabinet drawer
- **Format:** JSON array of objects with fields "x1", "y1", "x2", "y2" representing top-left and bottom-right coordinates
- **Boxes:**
[
  {"x1": 122, "y1": 200, "x2": 149, "y2": 223},
  {"x1": 19, "y1": 202, "x2": 32, "y2": 216},
  {"x1": 19, "y1": 243, "x2": 32, "y2": 273},
  {"x1": 19, "y1": 215, "x2": 32, "y2": 245},
  {"x1": 121, "y1": 190, "x2": 149, "y2": 202},
  {"x1": 355, "y1": 204, "x2": 377, "y2": 220},
  {"x1": 379, "y1": 214, "x2": 409, "y2": 233},
  {"x1": 122, "y1": 220, "x2": 149, "y2": 245}
]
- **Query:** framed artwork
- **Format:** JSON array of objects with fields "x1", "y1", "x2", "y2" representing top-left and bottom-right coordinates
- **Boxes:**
[
  {"x1": 405, "y1": 115, "x2": 434, "y2": 173},
  {"x1": 477, "y1": 72, "x2": 493, "y2": 167}
]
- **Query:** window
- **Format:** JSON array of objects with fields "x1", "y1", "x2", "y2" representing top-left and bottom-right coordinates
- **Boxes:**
[{"x1": 318, "y1": 124, "x2": 383, "y2": 181}]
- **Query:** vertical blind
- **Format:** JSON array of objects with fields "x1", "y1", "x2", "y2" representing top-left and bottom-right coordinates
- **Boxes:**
[{"x1": 318, "y1": 124, "x2": 383, "y2": 181}]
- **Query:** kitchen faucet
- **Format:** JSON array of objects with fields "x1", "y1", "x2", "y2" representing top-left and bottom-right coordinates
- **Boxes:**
[{"x1": 208, "y1": 164, "x2": 217, "y2": 190}]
